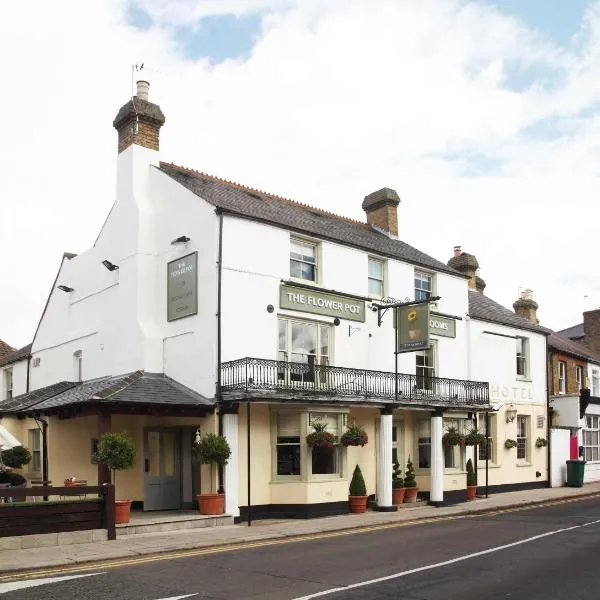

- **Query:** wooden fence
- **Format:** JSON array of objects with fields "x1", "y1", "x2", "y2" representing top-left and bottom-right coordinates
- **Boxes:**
[{"x1": 0, "y1": 484, "x2": 116, "y2": 540}]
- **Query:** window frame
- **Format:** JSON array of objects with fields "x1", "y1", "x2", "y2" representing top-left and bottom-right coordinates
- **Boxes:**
[
  {"x1": 414, "y1": 270, "x2": 434, "y2": 302},
  {"x1": 415, "y1": 342, "x2": 436, "y2": 392},
  {"x1": 558, "y1": 361, "x2": 567, "y2": 394},
  {"x1": 478, "y1": 414, "x2": 496, "y2": 464},
  {"x1": 28, "y1": 428, "x2": 41, "y2": 473},
  {"x1": 443, "y1": 418, "x2": 467, "y2": 471},
  {"x1": 575, "y1": 365, "x2": 583, "y2": 392},
  {"x1": 368, "y1": 257, "x2": 385, "y2": 298},
  {"x1": 3, "y1": 368, "x2": 13, "y2": 401},
  {"x1": 290, "y1": 237, "x2": 319, "y2": 284},
  {"x1": 516, "y1": 337, "x2": 529, "y2": 379},
  {"x1": 593, "y1": 370, "x2": 600, "y2": 397},
  {"x1": 583, "y1": 416, "x2": 600, "y2": 462},
  {"x1": 516, "y1": 415, "x2": 529, "y2": 462},
  {"x1": 73, "y1": 350, "x2": 83, "y2": 382}
]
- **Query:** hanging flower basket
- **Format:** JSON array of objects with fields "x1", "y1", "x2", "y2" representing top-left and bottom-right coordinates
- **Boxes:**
[
  {"x1": 442, "y1": 426, "x2": 465, "y2": 447},
  {"x1": 464, "y1": 428, "x2": 486, "y2": 446},
  {"x1": 505, "y1": 439, "x2": 518, "y2": 449},
  {"x1": 340, "y1": 422, "x2": 368, "y2": 447},
  {"x1": 535, "y1": 437, "x2": 548, "y2": 448},
  {"x1": 306, "y1": 421, "x2": 338, "y2": 450}
]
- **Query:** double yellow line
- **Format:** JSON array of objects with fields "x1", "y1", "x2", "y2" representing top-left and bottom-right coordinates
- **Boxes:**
[{"x1": 1, "y1": 493, "x2": 598, "y2": 583}]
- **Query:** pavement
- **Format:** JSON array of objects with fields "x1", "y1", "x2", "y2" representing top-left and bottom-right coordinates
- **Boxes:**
[{"x1": 2, "y1": 482, "x2": 600, "y2": 576}]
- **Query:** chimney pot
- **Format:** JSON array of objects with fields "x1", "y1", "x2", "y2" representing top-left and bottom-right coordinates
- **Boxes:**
[
  {"x1": 454, "y1": 246, "x2": 462, "y2": 256},
  {"x1": 136, "y1": 80, "x2": 150, "y2": 101}
]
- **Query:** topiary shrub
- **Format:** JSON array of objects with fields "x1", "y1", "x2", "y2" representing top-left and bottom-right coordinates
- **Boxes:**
[
  {"x1": 466, "y1": 458, "x2": 477, "y2": 486},
  {"x1": 404, "y1": 457, "x2": 417, "y2": 488},
  {"x1": 95, "y1": 432, "x2": 136, "y2": 490},
  {"x1": 1, "y1": 446, "x2": 32, "y2": 469},
  {"x1": 392, "y1": 458, "x2": 404, "y2": 489},
  {"x1": 192, "y1": 432, "x2": 232, "y2": 494},
  {"x1": 349, "y1": 464, "x2": 367, "y2": 497}
]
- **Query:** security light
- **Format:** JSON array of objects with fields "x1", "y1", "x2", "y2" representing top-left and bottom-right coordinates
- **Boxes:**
[
  {"x1": 102, "y1": 260, "x2": 119, "y2": 271},
  {"x1": 57, "y1": 285, "x2": 74, "y2": 293},
  {"x1": 171, "y1": 236, "x2": 190, "y2": 244}
]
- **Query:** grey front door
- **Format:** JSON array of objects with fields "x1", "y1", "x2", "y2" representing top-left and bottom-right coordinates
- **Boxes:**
[{"x1": 144, "y1": 428, "x2": 182, "y2": 511}]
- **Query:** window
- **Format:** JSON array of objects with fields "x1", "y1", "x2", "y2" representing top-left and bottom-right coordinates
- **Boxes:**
[
  {"x1": 275, "y1": 412, "x2": 301, "y2": 476},
  {"x1": 558, "y1": 361, "x2": 567, "y2": 394},
  {"x1": 368, "y1": 258, "x2": 384, "y2": 297},
  {"x1": 290, "y1": 239, "x2": 317, "y2": 282},
  {"x1": 517, "y1": 415, "x2": 529, "y2": 461},
  {"x1": 73, "y1": 350, "x2": 82, "y2": 382},
  {"x1": 278, "y1": 318, "x2": 330, "y2": 384},
  {"x1": 593, "y1": 370, "x2": 600, "y2": 397},
  {"x1": 3, "y1": 368, "x2": 13, "y2": 401},
  {"x1": 575, "y1": 365, "x2": 584, "y2": 391},
  {"x1": 392, "y1": 421, "x2": 404, "y2": 471},
  {"x1": 583, "y1": 416, "x2": 600, "y2": 462},
  {"x1": 309, "y1": 412, "x2": 342, "y2": 477},
  {"x1": 443, "y1": 418, "x2": 464, "y2": 469},
  {"x1": 516, "y1": 337, "x2": 528, "y2": 378},
  {"x1": 417, "y1": 420, "x2": 431, "y2": 469},
  {"x1": 416, "y1": 345, "x2": 435, "y2": 391},
  {"x1": 28, "y1": 429, "x2": 41, "y2": 472},
  {"x1": 414, "y1": 271, "x2": 432, "y2": 301},
  {"x1": 478, "y1": 415, "x2": 495, "y2": 463}
]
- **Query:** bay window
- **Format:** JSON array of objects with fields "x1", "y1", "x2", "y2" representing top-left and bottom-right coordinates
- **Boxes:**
[{"x1": 583, "y1": 416, "x2": 600, "y2": 462}]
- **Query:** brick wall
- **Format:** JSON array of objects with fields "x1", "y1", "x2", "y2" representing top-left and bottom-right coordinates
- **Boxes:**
[
  {"x1": 583, "y1": 309, "x2": 600, "y2": 357},
  {"x1": 117, "y1": 118, "x2": 161, "y2": 154},
  {"x1": 548, "y1": 352, "x2": 586, "y2": 395},
  {"x1": 365, "y1": 205, "x2": 398, "y2": 236}
]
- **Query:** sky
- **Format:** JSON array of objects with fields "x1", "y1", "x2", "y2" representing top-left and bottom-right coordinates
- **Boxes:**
[{"x1": 1, "y1": 0, "x2": 599, "y2": 349}]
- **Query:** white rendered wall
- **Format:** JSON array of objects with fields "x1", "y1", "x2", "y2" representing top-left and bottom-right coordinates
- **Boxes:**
[{"x1": 550, "y1": 428, "x2": 570, "y2": 486}]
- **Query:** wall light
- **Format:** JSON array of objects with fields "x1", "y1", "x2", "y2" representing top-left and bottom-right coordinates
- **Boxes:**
[
  {"x1": 57, "y1": 285, "x2": 74, "y2": 293},
  {"x1": 171, "y1": 235, "x2": 190, "y2": 245},
  {"x1": 505, "y1": 404, "x2": 518, "y2": 423},
  {"x1": 102, "y1": 260, "x2": 119, "y2": 271}
]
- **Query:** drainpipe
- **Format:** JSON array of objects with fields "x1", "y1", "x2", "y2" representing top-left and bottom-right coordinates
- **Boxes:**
[
  {"x1": 216, "y1": 210, "x2": 224, "y2": 493},
  {"x1": 545, "y1": 335, "x2": 551, "y2": 488},
  {"x1": 26, "y1": 354, "x2": 31, "y2": 393}
]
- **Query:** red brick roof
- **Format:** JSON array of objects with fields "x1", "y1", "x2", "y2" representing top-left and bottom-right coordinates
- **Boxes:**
[{"x1": 0, "y1": 340, "x2": 15, "y2": 360}]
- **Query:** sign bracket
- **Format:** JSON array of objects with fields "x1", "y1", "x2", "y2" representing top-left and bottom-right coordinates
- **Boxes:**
[{"x1": 373, "y1": 296, "x2": 441, "y2": 327}]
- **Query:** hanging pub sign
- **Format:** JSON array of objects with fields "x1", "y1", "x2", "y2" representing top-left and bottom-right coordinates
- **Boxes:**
[
  {"x1": 167, "y1": 252, "x2": 198, "y2": 321},
  {"x1": 395, "y1": 303, "x2": 430, "y2": 352}
]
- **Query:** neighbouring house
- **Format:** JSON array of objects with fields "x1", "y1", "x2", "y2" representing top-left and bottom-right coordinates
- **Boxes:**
[{"x1": 0, "y1": 81, "x2": 550, "y2": 518}]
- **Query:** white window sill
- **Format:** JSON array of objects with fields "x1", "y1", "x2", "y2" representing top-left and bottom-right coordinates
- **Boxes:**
[
  {"x1": 270, "y1": 477, "x2": 301, "y2": 484},
  {"x1": 516, "y1": 377, "x2": 532, "y2": 383},
  {"x1": 516, "y1": 462, "x2": 532, "y2": 467},
  {"x1": 477, "y1": 463, "x2": 500, "y2": 469}
]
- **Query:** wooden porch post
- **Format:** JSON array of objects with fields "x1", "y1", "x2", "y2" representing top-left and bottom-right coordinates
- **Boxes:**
[{"x1": 97, "y1": 410, "x2": 112, "y2": 485}]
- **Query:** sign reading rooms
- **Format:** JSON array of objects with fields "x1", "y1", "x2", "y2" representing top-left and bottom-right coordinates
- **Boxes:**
[{"x1": 280, "y1": 285, "x2": 365, "y2": 322}]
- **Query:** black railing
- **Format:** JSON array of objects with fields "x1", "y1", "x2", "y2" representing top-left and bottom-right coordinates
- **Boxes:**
[{"x1": 221, "y1": 357, "x2": 489, "y2": 408}]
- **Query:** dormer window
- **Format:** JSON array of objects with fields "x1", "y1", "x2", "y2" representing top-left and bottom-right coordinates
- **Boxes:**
[{"x1": 73, "y1": 351, "x2": 82, "y2": 382}]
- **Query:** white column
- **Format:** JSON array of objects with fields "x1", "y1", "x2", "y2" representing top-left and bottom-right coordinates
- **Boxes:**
[
  {"x1": 222, "y1": 411, "x2": 239, "y2": 517},
  {"x1": 376, "y1": 411, "x2": 393, "y2": 509},
  {"x1": 430, "y1": 412, "x2": 444, "y2": 504}
]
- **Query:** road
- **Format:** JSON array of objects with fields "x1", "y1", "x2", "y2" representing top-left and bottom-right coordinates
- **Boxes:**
[{"x1": 2, "y1": 497, "x2": 600, "y2": 599}]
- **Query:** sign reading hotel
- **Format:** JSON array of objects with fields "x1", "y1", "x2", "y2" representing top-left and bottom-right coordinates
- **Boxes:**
[
  {"x1": 395, "y1": 303, "x2": 430, "y2": 353},
  {"x1": 167, "y1": 252, "x2": 198, "y2": 321},
  {"x1": 280, "y1": 285, "x2": 365, "y2": 322}
]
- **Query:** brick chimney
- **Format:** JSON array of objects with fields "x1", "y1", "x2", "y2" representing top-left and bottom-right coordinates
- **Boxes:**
[
  {"x1": 113, "y1": 80, "x2": 165, "y2": 154},
  {"x1": 362, "y1": 188, "x2": 400, "y2": 237},
  {"x1": 513, "y1": 289, "x2": 539, "y2": 325},
  {"x1": 583, "y1": 308, "x2": 600, "y2": 356},
  {"x1": 447, "y1": 246, "x2": 486, "y2": 292}
]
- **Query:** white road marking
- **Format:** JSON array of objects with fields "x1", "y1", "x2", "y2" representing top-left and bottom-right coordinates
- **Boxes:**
[
  {"x1": 0, "y1": 572, "x2": 104, "y2": 594},
  {"x1": 292, "y1": 518, "x2": 600, "y2": 599},
  {"x1": 154, "y1": 596, "x2": 197, "y2": 600}
]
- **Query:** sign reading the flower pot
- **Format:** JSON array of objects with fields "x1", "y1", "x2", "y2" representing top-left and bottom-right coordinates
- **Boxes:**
[
  {"x1": 167, "y1": 252, "x2": 198, "y2": 321},
  {"x1": 428, "y1": 314, "x2": 456, "y2": 338},
  {"x1": 395, "y1": 303, "x2": 430, "y2": 352},
  {"x1": 280, "y1": 284, "x2": 365, "y2": 322}
]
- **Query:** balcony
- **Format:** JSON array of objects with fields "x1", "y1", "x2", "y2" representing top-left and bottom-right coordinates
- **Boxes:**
[{"x1": 221, "y1": 357, "x2": 490, "y2": 410}]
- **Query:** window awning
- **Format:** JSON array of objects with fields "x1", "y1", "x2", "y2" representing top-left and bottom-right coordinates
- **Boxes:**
[{"x1": 0, "y1": 425, "x2": 21, "y2": 450}]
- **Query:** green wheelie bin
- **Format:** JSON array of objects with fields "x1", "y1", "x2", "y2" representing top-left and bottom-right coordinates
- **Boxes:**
[{"x1": 566, "y1": 460, "x2": 586, "y2": 487}]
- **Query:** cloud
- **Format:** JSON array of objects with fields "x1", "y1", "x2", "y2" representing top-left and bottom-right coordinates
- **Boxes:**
[{"x1": 1, "y1": 0, "x2": 600, "y2": 348}]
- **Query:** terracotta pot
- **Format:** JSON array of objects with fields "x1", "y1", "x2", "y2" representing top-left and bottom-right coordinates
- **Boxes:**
[
  {"x1": 466, "y1": 485, "x2": 477, "y2": 501},
  {"x1": 348, "y1": 495, "x2": 368, "y2": 513},
  {"x1": 392, "y1": 487, "x2": 406, "y2": 505},
  {"x1": 404, "y1": 487, "x2": 418, "y2": 503},
  {"x1": 115, "y1": 499, "x2": 132, "y2": 524},
  {"x1": 197, "y1": 493, "x2": 225, "y2": 515}
]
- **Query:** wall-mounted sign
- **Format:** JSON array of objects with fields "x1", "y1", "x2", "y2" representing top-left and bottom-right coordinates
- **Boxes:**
[
  {"x1": 429, "y1": 314, "x2": 456, "y2": 338},
  {"x1": 280, "y1": 285, "x2": 365, "y2": 322},
  {"x1": 395, "y1": 303, "x2": 430, "y2": 353},
  {"x1": 167, "y1": 252, "x2": 198, "y2": 322}
]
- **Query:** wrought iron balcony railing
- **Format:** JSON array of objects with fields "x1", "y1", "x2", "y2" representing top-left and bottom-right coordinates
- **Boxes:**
[{"x1": 221, "y1": 357, "x2": 490, "y2": 408}]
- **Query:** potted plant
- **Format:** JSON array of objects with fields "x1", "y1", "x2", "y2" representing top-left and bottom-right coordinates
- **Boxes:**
[
  {"x1": 466, "y1": 458, "x2": 477, "y2": 500},
  {"x1": 1, "y1": 446, "x2": 32, "y2": 470},
  {"x1": 392, "y1": 458, "x2": 405, "y2": 505},
  {"x1": 192, "y1": 432, "x2": 231, "y2": 515},
  {"x1": 306, "y1": 420, "x2": 338, "y2": 449},
  {"x1": 535, "y1": 437, "x2": 548, "y2": 448},
  {"x1": 403, "y1": 457, "x2": 418, "y2": 503},
  {"x1": 464, "y1": 427, "x2": 486, "y2": 447},
  {"x1": 442, "y1": 426, "x2": 465, "y2": 448},
  {"x1": 95, "y1": 432, "x2": 137, "y2": 524},
  {"x1": 348, "y1": 464, "x2": 368, "y2": 513},
  {"x1": 504, "y1": 439, "x2": 517, "y2": 450},
  {"x1": 340, "y1": 421, "x2": 368, "y2": 447}
]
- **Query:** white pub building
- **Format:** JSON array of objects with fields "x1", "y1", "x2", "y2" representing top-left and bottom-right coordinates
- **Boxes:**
[{"x1": 0, "y1": 82, "x2": 549, "y2": 518}]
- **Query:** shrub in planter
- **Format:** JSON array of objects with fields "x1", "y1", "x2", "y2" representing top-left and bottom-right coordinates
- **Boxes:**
[
  {"x1": 504, "y1": 439, "x2": 518, "y2": 449},
  {"x1": 306, "y1": 420, "x2": 338, "y2": 450},
  {"x1": 392, "y1": 458, "x2": 405, "y2": 504},
  {"x1": 464, "y1": 428, "x2": 486, "y2": 447},
  {"x1": 340, "y1": 422, "x2": 368, "y2": 447},
  {"x1": 442, "y1": 426, "x2": 465, "y2": 448},
  {"x1": 466, "y1": 458, "x2": 477, "y2": 500},
  {"x1": 348, "y1": 464, "x2": 367, "y2": 513},
  {"x1": 95, "y1": 432, "x2": 137, "y2": 524},
  {"x1": 1, "y1": 446, "x2": 32, "y2": 469},
  {"x1": 404, "y1": 457, "x2": 418, "y2": 503},
  {"x1": 192, "y1": 432, "x2": 232, "y2": 515}
]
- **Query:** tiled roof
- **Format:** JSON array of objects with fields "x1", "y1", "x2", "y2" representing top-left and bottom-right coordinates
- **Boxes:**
[
  {"x1": 0, "y1": 340, "x2": 15, "y2": 361},
  {"x1": 0, "y1": 343, "x2": 32, "y2": 368},
  {"x1": 158, "y1": 163, "x2": 464, "y2": 277},
  {"x1": 468, "y1": 290, "x2": 549, "y2": 335},
  {"x1": 548, "y1": 332, "x2": 600, "y2": 364},
  {"x1": 557, "y1": 323, "x2": 584, "y2": 340},
  {"x1": 0, "y1": 372, "x2": 214, "y2": 416}
]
